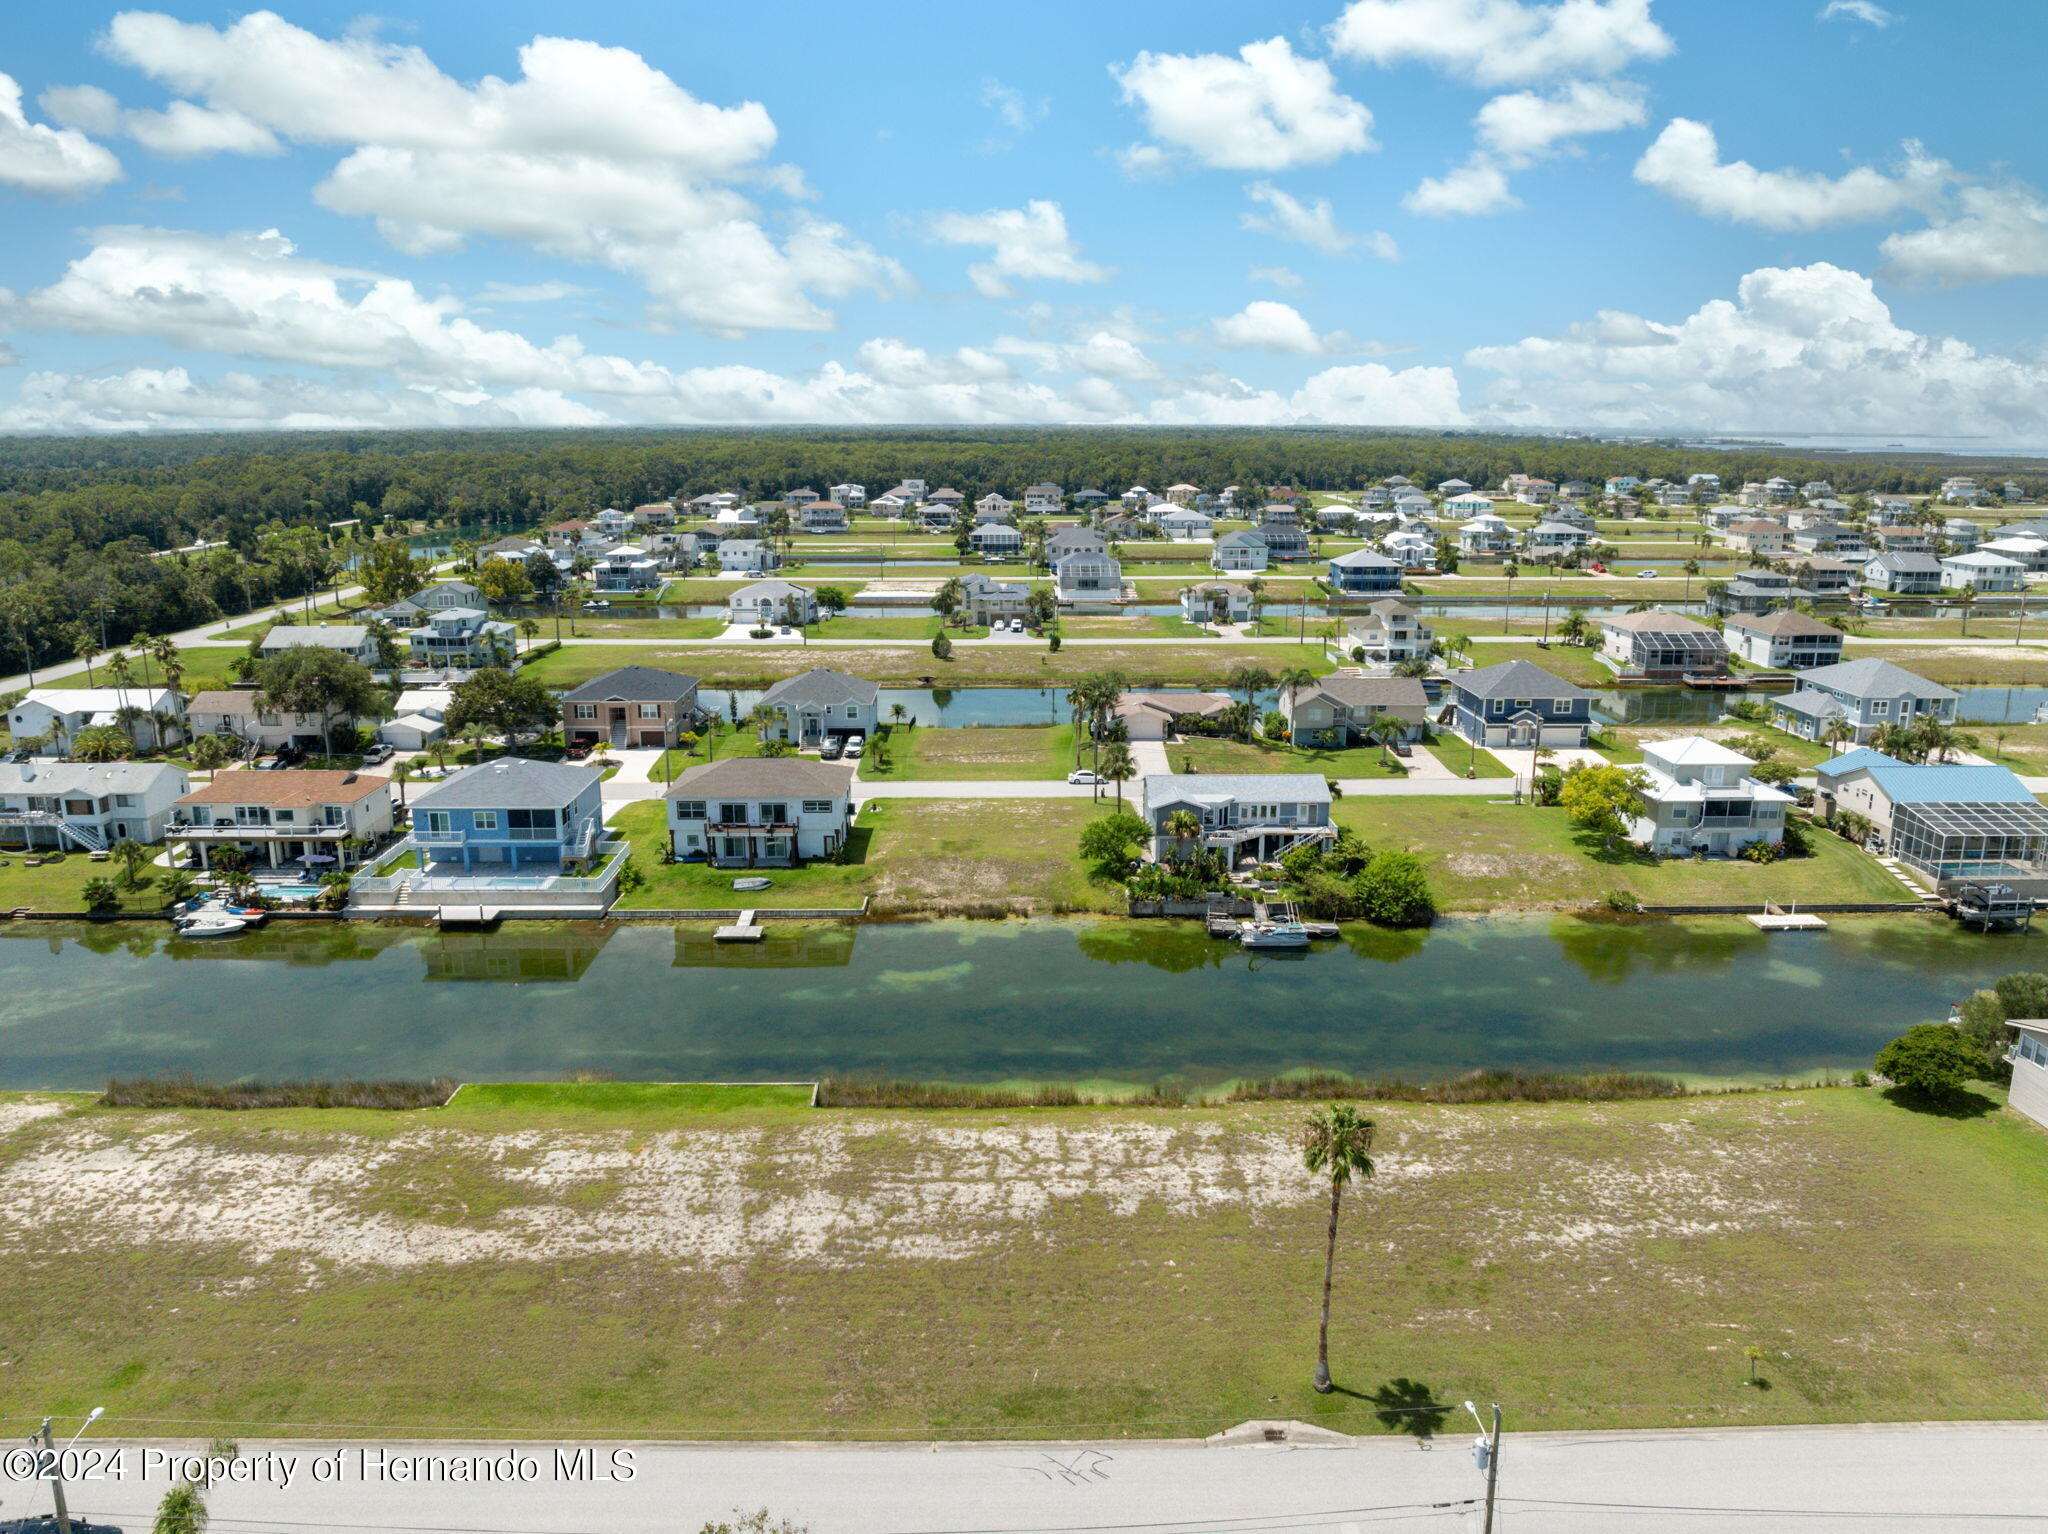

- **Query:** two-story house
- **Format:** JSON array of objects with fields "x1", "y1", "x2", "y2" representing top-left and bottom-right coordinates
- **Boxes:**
[
  {"x1": 1045, "y1": 527, "x2": 1106, "y2": 562},
  {"x1": 1863, "y1": 552, "x2": 1943, "y2": 595},
  {"x1": 757, "y1": 669, "x2": 879, "y2": 748},
  {"x1": 1278, "y1": 677, "x2": 1429, "y2": 747},
  {"x1": 168, "y1": 768, "x2": 393, "y2": 870},
  {"x1": 828, "y1": 482, "x2": 866, "y2": 508},
  {"x1": 1624, "y1": 737, "x2": 1792, "y2": 858},
  {"x1": 1722, "y1": 610, "x2": 1845, "y2": 670},
  {"x1": 1180, "y1": 581, "x2": 1254, "y2": 625},
  {"x1": 717, "y1": 539, "x2": 780, "y2": 575},
  {"x1": 0, "y1": 760, "x2": 188, "y2": 852},
  {"x1": 561, "y1": 666, "x2": 701, "y2": 750},
  {"x1": 1054, "y1": 551, "x2": 1124, "y2": 603},
  {"x1": 371, "y1": 579, "x2": 488, "y2": 624},
  {"x1": 1447, "y1": 659, "x2": 1594, "y2": 750},
  {"x1": 969, "y1": 522, "x2": 1025, "y2": 557},
  {"x1": 404, "y1": 608, "x2": 517, "y2": 671},
  {"x1": 1722, "y1": 519, "x2": 1789, "y2": 556},
  {"x1": 1023, "y1": 483, "x2": 1063, "y2": 516},
  {"x1": 182, "y1": 688, "x2": 358, "y2": 754},
  {"x1": 1772, "y1": 658, "x2": 1959, "y2": 743},
  {"x1": 799, "y1": 501, "x2": 849, "y2": 534},
  {"x1": 1254, "y1": 519, "x2": 1312, "y2": 562},
  {"x1": 1941, "y1": 550, "x2": 2026, "y2": 592},
  {"x1": 1344, "y1": 599, "x2": 1434, "y2": 663},
  {"x1": 592, "y1": 547, "x2": 664, "y2": 591},
  {"x1": 1138, "y1": 773, "x2": 1334, "y2": 864},
  {"x1": 1327, "y1": 549, "x2": 1403, "y2": 595},
  {"x1": 1457, "y1": 514, "x2": 1515, "y2": 557},
  {"x1": 408, "y1": 758, "x2": 607, "y2": 875},
  {"x1": 1598, "y1": 610, "x2": 1728, "y2": 681},
  {"x1": 1157, "y1": 507, "x2": 1215, "y2": 541},
  {"x1": 665, "y1": 758, "x2": 856, "y2": 867},
  {"x1": 958, "y1": 572, "x2": 1030, "y2": 625},
  {"x1": 1211, "y1": 529, "x2": 1270, "y2": 573},
  {"x1": 1521, "y1": 520, "x2": 1591, "y2": 554},
  {"x1": 1816, "y1": 749, "x2": 2048, "y2": 883},
  {"x1": 8, "y1": 687, "x2": 184, "y2": 754},
  {"x1": 726, "y1": 579, "x2": 818, "y2": 628}
]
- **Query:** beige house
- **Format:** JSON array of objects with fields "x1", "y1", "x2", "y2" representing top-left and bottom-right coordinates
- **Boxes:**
[
  {"x1": 1344, "y1": 600, "x2": 1434, "y2": 663},
  {"x1": 1278, "y1": 677, "x2": 1429, "y2": 748},
  {"x1": 168, "y1": 769, "x2": 394, "y2": 870},
  {"x1": 1722, "y1": 518, "x2": 1789, "y2": 556},
  {"x1": 1113, "y1": 691, "x2": 1233, "y2": 742},
  {"x1": 560, "y1": 666, "x2": 701, "y2": 749},
  {"x1": 182, "y1": 689, "x2": 357, "y2": 753}
]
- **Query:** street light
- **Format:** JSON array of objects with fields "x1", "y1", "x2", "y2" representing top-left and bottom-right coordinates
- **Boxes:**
[
  {"x1": 36, "y1": 1405, "x2": 105, "y2": 1534},
  {"x1": 1463, "y1": 1400, "x2": 1501, "y2": 1534}
]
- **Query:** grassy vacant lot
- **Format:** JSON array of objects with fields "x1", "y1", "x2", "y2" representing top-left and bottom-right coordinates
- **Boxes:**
[
  {"x1": 1058, "y1": 615, "x2": 1213, "y2": 639},
  {"x1": 1454, "y1": 639, "x2": 1612, "y2": 687},
  {"x1": 50, "y1": 647, "x2": 245, "y2": 693},
  {"x1": 1335, "y1": 797, "x2": 1903, "y2": 910},
  {"x1": 1850, "y1": 645, "x2": 2048, "y2": 686},
  {"x1": 523, "y1": 641, "x2": 1333, "y2": 689},
  {"x1": 1594, "y1": 721, "x2": 1835, "y2": 771},
  {"x1": 5, "y1": 1087, "x2": 2047, "y2": 1438},
  {"x1": 609, "y1": 797, "x2": 1125, "y2": 914},
  {"x1": 449, "y1": 1082, "x2": 813, "y2": 1112},
  {"x1": 859, "y1": 723, "x2": 1077, "y2": 781},
  {"x1": 816, "y1": 617, "x2": 989, "y2": 639},
  {"x1": 570, "y1": 616, "x2": 728, "y2": 639},
  {"x1": 1169, "y1": 733, "x2": 1406, "y2": 779},
  {"x1": 0, "y1": 848, "x2": 172, "y2": 912}
]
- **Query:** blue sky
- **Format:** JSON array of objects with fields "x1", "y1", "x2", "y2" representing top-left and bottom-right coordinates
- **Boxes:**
[{"x1": 2, "y1": 0, "x2": 2046, "y2": 435}]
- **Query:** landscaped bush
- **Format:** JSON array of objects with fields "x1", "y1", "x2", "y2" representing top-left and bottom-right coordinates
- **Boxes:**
[
  {"x1": 1227, "y1": 1067, "x2": 1690, "y2": 1104},
  {"x1": 100, "y1": 1076, "x2": 458, "y2": 1110}
]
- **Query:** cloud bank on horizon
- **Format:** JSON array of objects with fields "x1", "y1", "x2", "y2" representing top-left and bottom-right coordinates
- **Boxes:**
[{"x1": 1, "y1": 1, "x2": 2046, "y2": 437}]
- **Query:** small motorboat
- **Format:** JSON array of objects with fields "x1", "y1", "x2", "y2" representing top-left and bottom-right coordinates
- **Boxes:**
[
  {"x1": 1239, "y1": 919, "x2": 1312, "y2": 951},
  {"x1": 175, "y1": 912, "x2": 248, "y2": 937},
  {"x1": 1853, "y1": 595, "x2": 1887, "y2": 611}
]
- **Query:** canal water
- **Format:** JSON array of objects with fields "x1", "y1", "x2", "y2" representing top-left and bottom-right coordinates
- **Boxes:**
[{"x1": 0, "y1": 915, "x2": 2031, "y2": 1090}]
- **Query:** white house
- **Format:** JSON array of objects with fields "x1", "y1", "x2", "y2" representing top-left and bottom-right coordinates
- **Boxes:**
[
  {"x1": 717, "y1": 540, "x2": 780, "y2": 574},
  {"x1": 1722, "y1": 610, "x2": 1846, "y2": 670},
  {"x1": 828, "y1": 482, "x2": 866, "y2": 508},
  {"x1": 8, "y1": 687, "x2": 185, "y2": 753},
  {"x1": 665, "y1": 758, "x2": 856, "y2": 868},
  {"x1": 1180, "y1": 582, "x2": 1254, "y2": 624},
  {"x1": 1345, "y1": 600, "x2": 1434, "y2": 663},
  {"x1": 0, "y1": 760, "x2": 188, "y2": 852},
  {"x1": 1445, "y1": 492, "x2": 1497, "y2": 518},
  {"x1": 1521, "y1": 520, "x2": 1591, "y2": 553},
  {"x1": 1941, "y1": 551, "x2": 2025, "y2": 592},
  {"x1": 2004, "y1": 1020, "x2": 2048, "y2": 1133},
  {"x1": 380, "y1": 686, "x2": 452, "y2": 751},
  {"x1": 798, "y1": 501, "x2": 849, "y2": 534},
  {"x1": 260, "y1": 625, "x2": 380, "y2": 667},
  {"x1": 1054, "y1": 551, "x2": 1124, "y2": 603},
  {"x1": 1624, "y1": 738, "x2": 1793, "y2": 858},
  {"x1": 1157, "y1": 507, "x2": 1215, "y2": 540},
  {"x1": 974, "y1": 493, "x2": 1014, "y2": 521},
  {"x1": 1457, "y1": 515, "x2": 1515, "y2": 557},
  {"x1": 183, "y1": 689, "x2": 364, "y2": 753},
  {"x1": 726, "y1": 579, "x2": 818, "y2": 627},
  {"x1": 1023, "y1": 483, "x2": 1063, "y2": 515}
]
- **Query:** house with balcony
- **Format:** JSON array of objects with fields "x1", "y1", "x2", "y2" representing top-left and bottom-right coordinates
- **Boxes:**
[
  {"x1": 168, "y1": 769, "x2": 392, "y2": 871},
  {"x1": 1138, "y1": 773, "x2": 1334, "y2": 864},
  {"x1": 403, "y1": 608, "x2": 517, "y2": 671},
  {"x1": 7, "y1": 687, "x2": 184, "y2": 754},
  {"x1": 717, "y1": 539, "x2": 780, "y2": 574},
  {"x1": 1457, "y1": 514, "x2": 1515, "y2": 557},
  {"x1": 1521, "y1": 520, "x2": 1591, "y2": 554},
  {"x1": 1981, "y1": 534, "x2": 2048, "y2": 571},
  {"x1": 1792, "y1": 521, "x2": 1867, "y2": 557},
  {"x1": 1862, "y1": 551, "x2": 1944, "y2": 595},
  {"x1": 1045, "y1": 526, "x2": 1106, "y2": 561},
  {"x1": 259, "y1": 625, "x2": 380, "y2": 667},
  {"x1": 799, "y1": 501, "x2": 849, "y2": 533},
  {"x1": 1254, "y1": 518, "x2": 1312, "y2": 562},
  {"x1": 1771, "y1": 658, "x2": 1958, "y2": 743},
  {"x1": 1871, "y1": 525, "x2": 1935, "y2": 556},
  {"x1": 561, "y1": 666, "x2": 700, "y2": 750},
  {"x1": 406, "y1": 758, "x2": 606, "y2": 875},
  {"x1": 1278, "y1": 677, "x2": 1428, "y2": 748},
  {"x1": 1624, "y1": 737, "x2": 1792, "y2": 858},
  {"x1": 958, "y1": 572, "x2": 1030, "y2": 625},
  {"x1": 182, "y1": 688, "x2": 362, "y2": 754},
  {"x1": 1816, "y1": 750, "x2": 2048, "y2": 885},
  {"x1": 1941, "y1": 550, "x2": 2026, "y2": 592},
  {"x1": 1444, "y1": 492, "x2": 1495, "y2": 518},
  {"x1": 725, "y1": 579, "x2": 817, "y2": 627},
  {"x1": 1722, "y1": 610, "x2": 1845, "y2": 670},
  {"x1": 1344, "y1": 599, "x2": 1434, "y2": 663},
  {"x1": 1783, "y1": 555, "x2": 1858, "y2": 595},
  {"x1": 1597, "y1": 610, "x2": 1728, "y2": 681},
  {"x1": 592, "y1": 547, "x2": 664, "y2": 591},
  {"x1": 1710, "y1": 569, "x2": 1809, "y2": 615},
  {"x1": 1211, "y1": 529, "x2": 1270, "y2": 573},
  {"x1": 758, "y1": 668, "x2": 879, "y2": 748},
  {"x1": 969, "y1": 522, "x2": 1024, "y2": 557},
  {"x1": 665, "y1": 758, "x2": 856, "y2": 868},
  {"x1": 1384, "y1": 529, "x2": 1439, "y2": 570},
  {"x1": 1054, "y1": 550, "x2": 1124, "y2": 603},
  {"x1": 1024, "y1": 483, "x2": 1063, "y2": 515},
  {"x1": 1722, "y1": 519, "x2": 1789, "y2": 557},
  {"x1": 1157, "y1": 506, "x2": 1215, "y2": 541},
  {"x1": 828, "y1": 482, "x2": 866, "y2": 508},
  {"x1": 1944, "y1": 519, "x2": 1982, "y2": 551},
  {"x1": 1180, "y1": 581, "x2": 1254, "y2": 625},
  {"x1": 1446, "y1": 659, "x2": 1593, "y2": 750},
  {"x1": 1327, "y1": 548, "x2": 1403, "y2": 595},
  {"x1": 370, "y1": 579, "x2": 488, "y2": 624},
  {"x1": 0, "y1": 760, "x2": 187, "y2": 853}
]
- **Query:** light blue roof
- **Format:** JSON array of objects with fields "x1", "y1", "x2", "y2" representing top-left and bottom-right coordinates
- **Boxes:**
[
  {"x1": 1816, "y1": 747, "x2": 1902, "y2": 777},
  {"x1": 1864, "y1": 764, "x2": 2037, "y2": 805}
]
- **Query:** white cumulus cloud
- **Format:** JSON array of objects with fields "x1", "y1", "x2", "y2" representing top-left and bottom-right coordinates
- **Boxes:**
[
  {"x1": 1211, "y1": 300, "x2": 1353, "y2": 355},
  {"x1": 1405, "y1": 157, "x2": 1520, "y2": 216},
  {"x1": 1240, "y1": 182, "x2": 1396, "y2": 258},
  {"x1": 1151, "y1": 363, "x2": 1465, "y2": 426},
  {"x1": 1466, "y1": 261, "x2": 2048, "y2": 435},
  {"x1": 1881, "y1": 185, "x2": 2048, "y2": 286},
  {"x1": 928, "y1": 200, "x2": 1111, "y2": 298},
  {"x1": 1633, "y1": 119, "x2": 1949, "y2": 231},
  {"x1": 1329, "y1": 0, "x2": 1672, "y2": 85},
  {"x1": 0, "y1": 72, "x2": 122, "y2": 194},
  {"x1": 1475, "y1": 79, "x2": 1646, "y2": 159},
  {"x1": 1111, "y1": 37, "x2": 1375, "y2": 173},
  {"x1": 41, "y1": 82, "x2": 282, "y2": 158}
]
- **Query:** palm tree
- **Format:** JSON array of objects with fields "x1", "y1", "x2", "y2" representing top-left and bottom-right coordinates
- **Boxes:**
[
  {"x1": 1246, "y1": 576, "x2": 1268, "y2": 632},
  {"x1": 390, "y1": 758, "x2": 417, "y2": 811},
  {"x1": 72, "y1": 626, "x2": 100, "y2": 686},
  {"x1": 1366, "y1": 712, "x2": 1405, "y2": 767},
  {"x1": 1956, "y1": 584, "x2": 1977, "y2": 636},
  {"x1": 1225, "y1": 663, "x2": 1275, "y2": 741},
  {"x1": 1163, "y1": 807, "x2": 1202, "y2": 864},
  {"x1": 1302, "y1": 1104, "x2": 1377, "y2": 1395},
  {"x1": 1098, "y1": 741, "x2": 1136, "y2": 807},
  {"x1": 110, "y1": 836, "x2": 151, "y2": 889},
  {"x1": 1681, "y1": 558, "x2": 1701, "y2": 602},
  {"x1": 1820, "y1": 717, "x2": 1855, "y2": 757},
  {"x1": 890, "y1": 702, "x2": 910, "y2": 731}
]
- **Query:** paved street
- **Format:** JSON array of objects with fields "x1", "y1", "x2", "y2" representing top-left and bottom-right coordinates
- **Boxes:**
[{"x1": 31, "y1": 1423, "x2": 2048, "y2": 1534}]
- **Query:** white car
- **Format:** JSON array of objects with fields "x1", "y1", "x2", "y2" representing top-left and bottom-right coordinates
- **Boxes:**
[
  {"x1": 1067, "y1": 768, "x2": 1101, "y2": 785},
  {"x1": 843, "y1": 736, "x2": 865, "y2": 759},
  {"x1": 1635, "y1": 569, "x2": 1658, "y2": 579}
]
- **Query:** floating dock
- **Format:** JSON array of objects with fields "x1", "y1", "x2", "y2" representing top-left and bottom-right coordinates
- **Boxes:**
[
  {"x1": 1746, "y1": 901, "x2": 1828, "y2": 931},
  {"x1": 715, "y1": 908, "x2": 765, "y2": 942}
]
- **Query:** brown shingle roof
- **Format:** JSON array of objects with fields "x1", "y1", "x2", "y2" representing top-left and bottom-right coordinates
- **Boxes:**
[
  {"x1": 182, "y1": 690, "x2": 259, "y2": 715},
  {"x1": 1600, "y1": 608, "x2": 1715, "y2": 633},
  {"x1": 178, "y1": 769, "x2": 388, "y2": 808}
]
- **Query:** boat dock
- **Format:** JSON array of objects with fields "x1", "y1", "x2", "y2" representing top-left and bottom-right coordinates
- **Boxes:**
[
  {"x1": 715, "y1": 908, "x2": 765, "y2": 942},
  {"x1": 1746, "y1": 901, "x2": 1828, "y2": 931}
]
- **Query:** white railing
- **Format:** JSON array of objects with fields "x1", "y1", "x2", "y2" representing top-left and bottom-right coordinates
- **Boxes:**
[{"x1": 353, "y1": 838, "x2": 629, "y2": 899}]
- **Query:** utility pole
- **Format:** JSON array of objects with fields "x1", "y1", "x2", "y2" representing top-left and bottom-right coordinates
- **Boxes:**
[
  {"x1": 38, "y1": 1419, "x2": 72, "y2": 1534},
  {"x1": 1465, "y1": 1401, "x2": 1502, "y2": 1534}
]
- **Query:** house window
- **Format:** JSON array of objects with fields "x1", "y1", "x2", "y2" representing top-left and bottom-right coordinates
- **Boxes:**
[
  {"x1": 423, "y1": 811, "x2": 452, "y2": 834},
  {"x1": 472, "y1": 811, "x2": 499, "y2": 831},
  {"x1": 673, "y1": 800, "x2": 706, "y2": 820},
  {"x1": 1490, "y1": 699, "x2": 1505, "y2": 715},
  {"x1": 637, "y1": 704, "x2": 661, "y2": 719},
  {"x1": 801, "y1": 799, "x2": 833, "y2": 814},
  {"x1": 116, "y1": 795, "x2": 135, "y2": 807},
  {"x1": 506, "y1": 809, "x2": 556, "y2": 830},
  {"x1": 1871, "y1": 700, "x2": 1890, "y2": 716},
  {"x1": 573, "y1": 704, "x2": 597, "y2": 720},
  {"x1": 759, "y1": 802, "x2": 788, "y2": 823},
  {"x1": 719, "y1": 802, "x2": 750, "y2": 823}
]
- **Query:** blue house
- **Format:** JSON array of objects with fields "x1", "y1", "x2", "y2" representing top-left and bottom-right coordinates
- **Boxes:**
[
  {"x1": 409, "y1": 758, "x2": 606, "y2": 873},
  {"x1": 1446, "y1": 659, "x2": 1594, "y2": 750},
  {"x1": 1327, "y1": 549, "x2": 1403, "y2": 594}
]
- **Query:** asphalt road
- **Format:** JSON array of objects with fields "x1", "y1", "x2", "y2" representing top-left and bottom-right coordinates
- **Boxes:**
[{"x1": 18, "y1": 1423, "x2": 2048, "y2": 1534}]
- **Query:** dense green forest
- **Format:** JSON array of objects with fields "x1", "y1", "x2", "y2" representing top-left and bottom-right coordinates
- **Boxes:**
[{"x1": 0, "y1": 425, "x2": 2037, "y2": 672}]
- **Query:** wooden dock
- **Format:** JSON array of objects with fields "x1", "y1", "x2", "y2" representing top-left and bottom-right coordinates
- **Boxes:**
[
  {"x1": 1746, "y1": 901, "x2": 1828, "y2": 931},
  {"x1": 715, "y1": 908, "x2": 765, "y2": 942}
]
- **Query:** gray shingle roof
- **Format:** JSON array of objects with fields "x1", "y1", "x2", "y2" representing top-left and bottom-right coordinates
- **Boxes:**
[
  {"x1": 1454, "y1": 658, "x2": 1594, "y2": 701},
  {"x1": 559, "y1": 666, "x2": 700, "y2": 704},
  {"x1": 262, "y1": 624, "x2": 367, "y2": 648},
  {"x1": 664, "y1": 758, "x2": 856, "y2": 799},
  {"x1": 1292, "y1": 676, "x2": 1429, "y2": 709},
  {"x1": 412, "y1": 758, "x2": 601, "y2": 812},
  {"x1": 759, "y1": 668, "x2": 879, "y2": 709},
  {"x1": 0, "y1": 760, "x2": 186, "y2": 797},
  {"x1": 1798, "y1": 658, "x2": 1958, "y2": 701},
  {"x1": 1142, "y1": 772, "x2": 1331, "y2": 808}
]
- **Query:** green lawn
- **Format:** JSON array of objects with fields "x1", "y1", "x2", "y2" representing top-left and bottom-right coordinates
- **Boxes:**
[
  {"x1": 48, "y1": 648, "x2": 245, "y2": 693},
  {"x1": 0, "y1": 845, "x2": 174, "y2": 912},
  {"x1": 570, "y1": 617, "x2": 728, "y2": 639},
  {"x1": 859, "y1": 723, "x2": 1077, "y2": 781},
  {"x1": 1168, "y1": 734, "x2": 1408, "y2": 778},
  {"x1": 1849, "y1": 646, "x2": 2048, "y2": 686},
  {"x1": 1057, "y1": 616, "x2": 1214, "y2": 639},
  {"x1": 610, "y1": 796, "x2": 1128, "y2": 915},
  {"x1": 1334, "y1": 797, "x2": 1904, "y2": 910},
  {"x1": 11, "y1": 1086, "x2": 2048, "y2": 1438},
  {"x1": 523, "y1": 641, "x2": 1334, "y2": 689},
  {"x1": 1453, "y1": 640, "x2": 1612, "y2": 687},
  {"x1": 1594, "y1": 721, "x2": 1835, "y2": 771},
  {"x1": 448, "y1": 1082, "x2": 812, "y2": 1112}
]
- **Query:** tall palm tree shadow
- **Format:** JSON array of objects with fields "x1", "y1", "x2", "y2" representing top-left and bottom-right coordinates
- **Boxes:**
[{"x1": 1369, "y1": 1377, "x2": 1453, "y2": 1438}]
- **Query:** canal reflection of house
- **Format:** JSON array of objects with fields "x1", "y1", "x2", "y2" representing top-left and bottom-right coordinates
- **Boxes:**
[
  {"x1": 421, "y1": 924, "x2": 615, "y2": 981},
  {"x1": 1138, "y1": 773, "x2": 1334, "y2": 863},
  {"x1": 1816, "y1": 750, "x2": 2048, "y2": 885}
]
